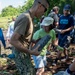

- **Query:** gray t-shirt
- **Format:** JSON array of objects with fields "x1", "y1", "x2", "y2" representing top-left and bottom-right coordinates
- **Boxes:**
[
  {"x1": 14, "y1": 11, "x2": 34, "y2": 48},
  {"x1": 48, "y1": 12, "x2": 59, "y2": 22}
]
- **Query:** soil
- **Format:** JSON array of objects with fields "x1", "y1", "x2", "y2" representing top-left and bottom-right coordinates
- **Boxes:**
[{"x1": 0, "y1": 30, "x2": 75, "y2": 75}]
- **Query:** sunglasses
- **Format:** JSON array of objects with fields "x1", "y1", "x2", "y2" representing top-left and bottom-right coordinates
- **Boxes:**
[{"x1": 38, "y1": 2, "x2": 47, "y2": 12}]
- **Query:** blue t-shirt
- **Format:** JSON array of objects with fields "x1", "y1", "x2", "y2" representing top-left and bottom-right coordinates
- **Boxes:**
[{"x1": 59, "y1": 14, "x2": 74, "y2": 35}]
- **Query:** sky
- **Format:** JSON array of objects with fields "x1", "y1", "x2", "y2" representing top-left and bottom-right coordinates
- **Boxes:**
[{"x1": 0, "y1": 0, "x2": 27, "y2": 13}]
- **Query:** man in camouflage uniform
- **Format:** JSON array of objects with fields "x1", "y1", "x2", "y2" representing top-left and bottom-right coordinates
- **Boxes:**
[{"x1": 10, "y1": 0, "x2": 50, "y2": 75}]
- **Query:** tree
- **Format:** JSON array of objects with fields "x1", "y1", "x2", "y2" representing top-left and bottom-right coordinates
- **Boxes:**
[
  {"x1": 21, "y1": 0, "x2": 34, "y2": 12},
  {"x1": 1, "y1": 5, "x2": 19, "y2": 17},
  {"x1": 72, "y1": 0, "x2": 75, "y2": 14}
]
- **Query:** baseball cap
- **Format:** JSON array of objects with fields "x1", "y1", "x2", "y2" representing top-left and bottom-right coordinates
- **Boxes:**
[
  {"x1": 40, "y1": 17, "x2": 54, "y2": 26},
  {"x1": 63, "y1": 4, "x2": 71, "y2": 10}
]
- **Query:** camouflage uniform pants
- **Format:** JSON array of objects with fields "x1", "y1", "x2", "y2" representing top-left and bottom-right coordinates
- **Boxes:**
[{"x1": 13, "y1": 49, "x2": 35, "y2": 75}]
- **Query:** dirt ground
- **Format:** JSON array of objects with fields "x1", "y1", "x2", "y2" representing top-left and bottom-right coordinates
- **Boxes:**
[{"x1": 0, "y1": 30, "x2": 75, "y2": 75}]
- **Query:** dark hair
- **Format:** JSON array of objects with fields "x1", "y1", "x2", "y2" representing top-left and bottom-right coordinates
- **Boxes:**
[{"x1": 49, "y1": 24, "x2": 55, "y2": 29}]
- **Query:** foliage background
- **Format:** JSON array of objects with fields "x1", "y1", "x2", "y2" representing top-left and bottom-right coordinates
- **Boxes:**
[{"x1": 0, "y1": 0, "x2": 75, "y2": 29}]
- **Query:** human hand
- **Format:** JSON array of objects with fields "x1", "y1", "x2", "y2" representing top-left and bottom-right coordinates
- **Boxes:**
[
  {"x1": 31, "y1": 45, "x2": 40, "y2": 56},
  {"x1": 60, "y1": 30, "x2": 66, "y2": 34}
]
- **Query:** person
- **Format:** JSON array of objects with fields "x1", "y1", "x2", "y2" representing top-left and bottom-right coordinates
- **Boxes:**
[
  {"x1": 63, "y1": 12, "x2": 75, "y2": 75},
  {"x1": 0, "y1": 28, "x2": 6, "y2": 55},
  {"x1": 63, "y1": 61, "x2": 75, "y2": 75},
  {"x1": 32, "y1": 17, "x2": 64, "y2": 75},
  {"x1": 73, "y1": 12, "x2": 75, "y2": 25},
  {"x1": 10, "y1": 0, "x2": 50, "y2": 75},
  {"x1": 71, "y1": 12, "x2": 75, "y2": 44},
  {"x1": 55, "y1": 4, "x2": 74, "y2": 64},
  {"x1": 48, "y1": 6, "x2": 60, "y2": 52},
  {"x1": 6, "y1": 17, "x2": 16, "y2": 48},
  {"x1": 6, "y1": 17, "x2": 16, "y2": 58},
  {"x1": 73, "y1": 13, "x2": 75, "y2": 43},
  {"x1": 48, "y1": 6, "x2": 59, "y2": 27}
]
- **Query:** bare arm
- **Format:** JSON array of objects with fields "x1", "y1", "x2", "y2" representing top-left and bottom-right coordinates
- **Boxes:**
[
  {"x1": 52, "y1": 39, "x2": 64, "y2": 51},
  {"x1": 61, "y1": 26, "x2": 74, "y2": 34},
  {"x1": 10, "y1": 32, "x2": 40, "y2": 55}
]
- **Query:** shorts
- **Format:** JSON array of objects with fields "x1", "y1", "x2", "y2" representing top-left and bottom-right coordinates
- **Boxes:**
[{"x1": 32, "y1": 55, "x2": 47, "y2": 68}]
